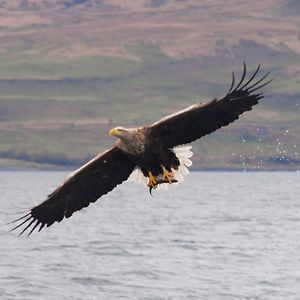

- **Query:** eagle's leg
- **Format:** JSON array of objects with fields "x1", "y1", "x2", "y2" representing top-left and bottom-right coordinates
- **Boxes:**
[
  {"x1": 161, "y1": 166, "x2": 174, "y2": 184},
  {"x1": 147, "y1": 171, "x2": 158, "y2": 189}
]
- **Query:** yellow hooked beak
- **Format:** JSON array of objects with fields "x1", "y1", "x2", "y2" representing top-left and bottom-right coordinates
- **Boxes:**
[{"x1": 109, "y1": 128, "x2": 120, "y2": 137}]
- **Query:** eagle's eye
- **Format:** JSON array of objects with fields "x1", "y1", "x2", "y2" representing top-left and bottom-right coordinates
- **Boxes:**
[{"x1": 109, "y1": 127, "x2": 126, "y2": 137}]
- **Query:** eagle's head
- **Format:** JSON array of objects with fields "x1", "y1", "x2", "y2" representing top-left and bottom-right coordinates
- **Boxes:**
[{"x1": 109, "y1": 127, "x2": 135, "y2": 142}]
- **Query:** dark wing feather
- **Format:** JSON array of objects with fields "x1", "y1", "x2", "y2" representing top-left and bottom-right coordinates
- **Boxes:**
[
  {"x1": 150, "y1": 63, "x2": 272, "y2": 148},
  {"x1": 11, "y1": 147, "x2": 135, "y2": 235}
]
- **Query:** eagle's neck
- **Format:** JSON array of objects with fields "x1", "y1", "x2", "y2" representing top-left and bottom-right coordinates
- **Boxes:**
[{"x1": 116, "y1": 129, "x2": 147, "y2": 155}]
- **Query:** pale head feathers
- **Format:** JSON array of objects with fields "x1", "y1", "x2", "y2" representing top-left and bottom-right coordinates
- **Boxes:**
[{"x1": 109, "y1": 127, "x2": 136, "y2": 141}]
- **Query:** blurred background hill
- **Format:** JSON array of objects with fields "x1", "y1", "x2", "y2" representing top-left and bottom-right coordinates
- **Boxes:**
[{"x1": 0, "y1": 0, "x2": 299, "y2": 170}]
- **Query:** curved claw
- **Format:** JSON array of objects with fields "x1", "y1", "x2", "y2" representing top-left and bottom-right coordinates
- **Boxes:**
[{"x1": 149, "y1": 186, "x2": 155, "y2": 196}]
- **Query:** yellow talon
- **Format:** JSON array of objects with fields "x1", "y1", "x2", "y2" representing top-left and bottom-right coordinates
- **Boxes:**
[
  {"x1": 147, "y1": 171, "x2": 157, "y2": 189},
  {"x1": 161, "y1": 166, "x2": 174, "y2": 184}
]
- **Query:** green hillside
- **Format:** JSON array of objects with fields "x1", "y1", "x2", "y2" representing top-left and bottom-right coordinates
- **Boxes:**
[{"x1": 0, "y1": 0, "x2": 299, "y2": 170}]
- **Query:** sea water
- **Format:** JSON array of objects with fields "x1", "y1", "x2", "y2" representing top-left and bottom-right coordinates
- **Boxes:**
[{"x1": 1, "y1": 171, "x2": 299, "y2": 300}]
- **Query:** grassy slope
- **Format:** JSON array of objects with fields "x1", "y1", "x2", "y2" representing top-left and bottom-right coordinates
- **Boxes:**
[{"x1": 0, "y1": 0, "x2": 299, "y2": 170}]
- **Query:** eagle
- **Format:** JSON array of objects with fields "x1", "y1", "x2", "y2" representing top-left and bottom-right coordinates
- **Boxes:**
[{"x1": 12, "y1": 63, "x2": 272, "y2": 235}]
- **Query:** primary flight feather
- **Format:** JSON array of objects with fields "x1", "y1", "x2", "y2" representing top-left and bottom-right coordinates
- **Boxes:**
[{"x1": 12, "y1": 63, "x2": 272, "y2": 235}]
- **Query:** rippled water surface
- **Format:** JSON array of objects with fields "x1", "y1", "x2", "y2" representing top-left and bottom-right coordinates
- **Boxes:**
[{"x1": 1, "y1": 171, "x2": 300, "y2": 299}]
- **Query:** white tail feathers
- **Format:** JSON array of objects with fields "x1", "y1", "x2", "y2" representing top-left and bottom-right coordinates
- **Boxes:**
[{"x1": 128, "y1": 146, "x2": 193, "y2": 191}]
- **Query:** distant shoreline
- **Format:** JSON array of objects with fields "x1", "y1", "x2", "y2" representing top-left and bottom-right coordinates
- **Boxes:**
[{"x1": 0, "y1": 167, "x2": 298, "y2": 172}]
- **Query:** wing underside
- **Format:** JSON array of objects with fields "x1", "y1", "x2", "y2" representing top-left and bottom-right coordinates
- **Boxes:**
[{"x1": 11, "y1": 147, "x2": 135, "y2": 235}]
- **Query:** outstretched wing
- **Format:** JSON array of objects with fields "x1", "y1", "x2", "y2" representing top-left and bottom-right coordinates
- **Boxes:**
[
  {"x1": 150, "y1": 63, "x2": 272, "y2": 148},
  {"x1": 12, "y1": 147, "x2": 135, "y2": 235}
]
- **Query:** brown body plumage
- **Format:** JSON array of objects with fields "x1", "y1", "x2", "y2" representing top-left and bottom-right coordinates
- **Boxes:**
[
  {"x1": 115, "y1": 127, "x2": 180, "y2": 177},
  {"x1": 11, "y1": 63, "x2": 272, "y2": 235}
]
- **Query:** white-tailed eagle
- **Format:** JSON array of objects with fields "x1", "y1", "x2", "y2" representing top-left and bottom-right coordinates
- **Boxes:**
[{"x1": 12, "y1": 63, "x2": 272, "y2": 235}]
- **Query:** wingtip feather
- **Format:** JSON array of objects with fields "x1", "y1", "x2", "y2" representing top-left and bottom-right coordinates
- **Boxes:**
[{"x1": 227, "y1": 63, "x2": 272, "y2": 96}]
